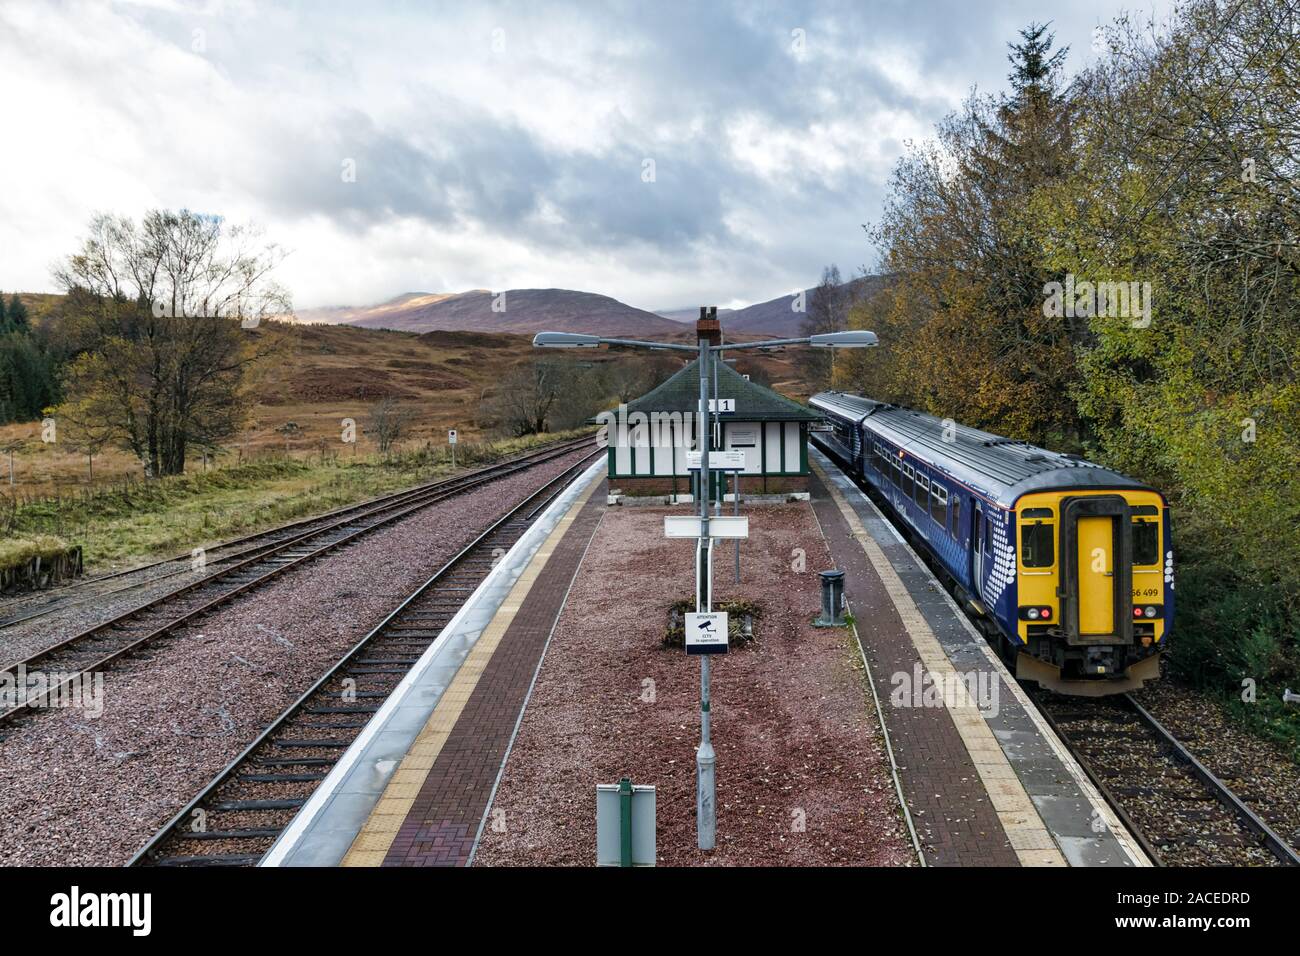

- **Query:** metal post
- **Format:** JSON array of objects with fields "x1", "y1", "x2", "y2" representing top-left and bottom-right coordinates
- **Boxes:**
[
  {"x1": 618, "y1": 776, "x2": 633, "y2": 867},
  {"x1": 734, "y1": 472, "x2": 741, "y2": 584},
  {"x1": 712, "y1": 342, "x2": 721, "y2": 516},
  {"x1": 696, "y1": 336, "x2": 716, "y2": 852}
]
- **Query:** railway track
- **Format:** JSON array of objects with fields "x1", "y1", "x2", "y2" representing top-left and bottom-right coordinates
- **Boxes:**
[
  {"x1": 1034, "y1": 691, "x2": 1300, "y2": 867},
  {"x1": 127, "y1": 454, "x2": 594, "y2": 867},
  {"x1": 0, "y1": 439, "x2": 590, "y2": 631},
  {"x1": 811, "y1": 438, "x2": 1298, "y2": 868},
  {"x1": 0, "y1": 438, "x2": 591, "y2": 728}
]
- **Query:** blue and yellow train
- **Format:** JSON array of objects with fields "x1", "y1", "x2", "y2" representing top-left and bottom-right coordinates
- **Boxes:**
[{"x1": 810, "y1": 391, "x2": 1172, "y2": 696}]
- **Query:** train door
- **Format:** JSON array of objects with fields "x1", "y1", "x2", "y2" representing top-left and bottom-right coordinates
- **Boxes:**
[
  {"x1": 1059, "y1": 495, "x2": 1133, "y2": 644},
  {"x1": 1077, "y1": 517, "x2": 1113, "y2": 635},
  {"x1": 972, "y1": 502, "x2": 984, "y2": 598}
]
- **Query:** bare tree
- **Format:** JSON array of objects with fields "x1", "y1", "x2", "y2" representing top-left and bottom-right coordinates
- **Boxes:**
[
  {"x1": 366, "y1": 398, "x2": 413, "y2": 456},
  {"x1": 489, "y1": 361, "x2": 569, "y2": 436},
  {"x1": 51, "y1": 210, "x2": 290, "y2": 477},
  {"x1": 800, "y1": 265, "x2": 848, "y2": 389}
]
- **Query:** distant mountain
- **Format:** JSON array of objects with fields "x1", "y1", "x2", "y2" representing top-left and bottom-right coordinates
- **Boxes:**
[
  {"x1": 727, "y1": 275, "x2": 888, "y2": 337},
  {"x1": 298, "y1": 288, "x2": 684, "y2": 337},
  {"x1": 295, "y1": 292, "x2": 473, "y2": 326}
]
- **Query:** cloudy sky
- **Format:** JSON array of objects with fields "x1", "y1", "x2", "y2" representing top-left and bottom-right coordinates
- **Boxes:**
[{"x1": 0, "y1": 0, "x2": 1171, "y2": 311}]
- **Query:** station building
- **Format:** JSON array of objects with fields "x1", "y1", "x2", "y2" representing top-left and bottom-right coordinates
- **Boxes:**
[{"x1": 600, "y1": 315, "x2": 819, "y2": 498}]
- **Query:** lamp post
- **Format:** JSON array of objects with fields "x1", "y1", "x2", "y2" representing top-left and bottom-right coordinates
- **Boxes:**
[{"x1": 534, "y1": 323, "x2": 877, "y2": 849}]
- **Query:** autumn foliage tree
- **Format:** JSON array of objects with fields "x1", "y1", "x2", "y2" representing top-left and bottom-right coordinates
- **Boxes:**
[{"x1": 846, "y1": 1, "x2": 1300, "y2": 691}]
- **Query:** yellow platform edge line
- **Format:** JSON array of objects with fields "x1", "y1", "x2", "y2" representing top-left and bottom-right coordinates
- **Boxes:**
[{"x1": 339, "y1": 470, "x2": 603, "y2": 867}]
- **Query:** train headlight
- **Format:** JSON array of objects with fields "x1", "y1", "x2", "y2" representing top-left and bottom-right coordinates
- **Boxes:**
[
  {"x1": 1039, "y1": 607, "x2": 1051, "y2": 620},
  {"x1": 1133, "y1": 607, "x2": 1143, "y2": 618},
  {"x1": 1144, "y1": 606, "x2": 1157, "y2": 618},
  {"x1": 1026, "y1": 608, "x2": 1040, "y2": 620}
]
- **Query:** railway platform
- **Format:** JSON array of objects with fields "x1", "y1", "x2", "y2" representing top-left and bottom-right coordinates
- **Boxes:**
[
  {"x1": 262, "y1": 449, "x2": 1149, "y2": 868},
  {"x1": 260, "y1": 458, "x2": 608, "y2": 866},
  {"x1": 809, "y1": 448, "x2": 1147, "y2": 867}
]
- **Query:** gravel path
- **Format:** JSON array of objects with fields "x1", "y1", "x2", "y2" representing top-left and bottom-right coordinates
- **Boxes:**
[
  {"x1": 474, "y1": 503, "x2": 914, "y2": 867},
  {"x1": 0, "y1": 449, "x2": 591, "y2": 866}
]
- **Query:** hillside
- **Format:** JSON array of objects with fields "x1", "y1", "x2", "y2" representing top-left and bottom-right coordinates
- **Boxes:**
[
  {"x1": 727, "y1": 275, "x2": 888, "y2": 336},
  {"x1": 301, "y1": 288, "x2": 684, "y2": 337}
]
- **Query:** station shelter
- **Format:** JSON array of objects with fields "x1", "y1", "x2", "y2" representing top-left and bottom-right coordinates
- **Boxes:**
[{"x1": 602, "y1": 319, "x2": 818, "y2": 499}]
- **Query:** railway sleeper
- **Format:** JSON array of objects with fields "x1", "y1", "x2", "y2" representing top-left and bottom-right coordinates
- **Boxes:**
[
  {"x1": 210, "y1": 798, "x2": 305, "y2": 811},
  {"x1": 175, "y1": 829, "x2": 283, "y2": 840},
  {"x1": 156, "y1": 855, "x2": 265, "y2": 867}
]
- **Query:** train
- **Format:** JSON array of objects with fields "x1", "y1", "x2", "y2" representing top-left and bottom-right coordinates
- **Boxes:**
[{"x1": 809, "y1": 391, "x2": 1172, "y2": 696}]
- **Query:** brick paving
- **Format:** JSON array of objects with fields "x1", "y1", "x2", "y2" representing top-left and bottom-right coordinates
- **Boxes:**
[
  {"x1": 381, "y1": 482, "x2": 606, "y2": 866},
  {"x1": 808, "y1": 470, "x2": 1019, "y2": 866}
]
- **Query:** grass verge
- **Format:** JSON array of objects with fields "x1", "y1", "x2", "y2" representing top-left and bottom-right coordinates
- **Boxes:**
[{"x1": 1, "y1": 430, "x2": 592, "y2": 571}]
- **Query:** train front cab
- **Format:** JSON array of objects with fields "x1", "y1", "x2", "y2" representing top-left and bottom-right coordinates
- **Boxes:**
[{"x1": 1011, "y1": 488, "x2": 1169, "y2": 695}]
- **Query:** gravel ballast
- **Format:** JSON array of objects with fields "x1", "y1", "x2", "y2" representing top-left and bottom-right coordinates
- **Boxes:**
[
  {"x1": 474, "y1": 503, "x2": 914, "y2": 866},
  {"x1": 0, "y1": 449, "x2": 592, "y2": 866}
]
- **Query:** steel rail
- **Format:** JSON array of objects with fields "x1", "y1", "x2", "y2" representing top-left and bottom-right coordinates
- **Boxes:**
[
  {"x1": 1123, "y1": 693, "x2": 1300, "y2": 867},
  {"x1": 127, "y1": 452, "x2": 598, "y2": 867},
  {"x1": 0, "y1": 440, "x2": 591, "y2": 726},
  {"x1": 0, "y1": 437, "x2": 591, "y2": 629}
]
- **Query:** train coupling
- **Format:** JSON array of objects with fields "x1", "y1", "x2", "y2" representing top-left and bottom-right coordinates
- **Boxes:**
[{"x1": 1083, "y1": 646, "x2": 1116, "y2": 676}]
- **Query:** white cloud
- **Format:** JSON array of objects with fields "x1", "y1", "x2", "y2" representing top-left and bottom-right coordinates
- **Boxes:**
[{"x1": 0, "y1": 0, "x2": 1174, "y2": 310}]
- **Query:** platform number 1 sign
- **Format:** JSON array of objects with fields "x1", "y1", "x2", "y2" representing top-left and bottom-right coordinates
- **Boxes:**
[{"x1": 448, "y1": 428, "x2": 458, "y2": 467}]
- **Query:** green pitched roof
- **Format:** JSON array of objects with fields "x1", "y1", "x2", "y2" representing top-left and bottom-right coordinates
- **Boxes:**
[{"x1": 619, "y1": 358, "x2": 818, "y2": 421}]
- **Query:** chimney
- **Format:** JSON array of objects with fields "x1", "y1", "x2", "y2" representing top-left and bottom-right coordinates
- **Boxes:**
[{"x1": 696, "y1": 305, "x2": 722, "y2": 347}]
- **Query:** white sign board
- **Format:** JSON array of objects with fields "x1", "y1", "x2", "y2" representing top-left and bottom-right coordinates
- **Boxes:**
[
  {"x1": 727, "y1": 425, "x2": 759, "y2": 447},
  {"x1": 708, "y1": 398, "x2": 736, "y2": 413},
  {"x1": 685, "y1": 449, "x2": 745, "y2": 470},
  {"x1": 448, "y1": 429, "x2": 458, "y2": 444},
  {"x1": 663, "y1": 515, "x2": 749, "y2": 539},
  {"x1": 685, "y1": 611, "x2": 728, "y2": 655}
]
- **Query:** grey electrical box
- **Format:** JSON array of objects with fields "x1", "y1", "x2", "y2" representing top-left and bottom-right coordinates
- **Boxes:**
[{"x1": 596, "y1": 781, "x2": 656, "y2": 866}]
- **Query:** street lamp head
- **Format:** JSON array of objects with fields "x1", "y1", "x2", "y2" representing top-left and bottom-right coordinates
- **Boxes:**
[
  {"x1": 808, "y1": 330, "x2": 879, "y2": 349},
  {"x1": 532, "y1": 331, "x2": 602, "y2": 348}
]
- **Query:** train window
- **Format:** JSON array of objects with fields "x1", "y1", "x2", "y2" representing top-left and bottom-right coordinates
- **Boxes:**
[
  {"x1": 1131, "y1": 505, "x2": 1158, "y2": 516},
  {"x1": 890, "y1": 457, "x2": 901, "y2": 487},
  {"x1": 951, "y1": 496, "x2": 961, "y2": 538},
  {"x1": 930, "y1": 484, "x2": 947, "y2": 525},
  {"x1": 1132, "y1": 520, "x2": 1159, "y2": 566},
  {"x1": 983, "y1": 517, "x2": 991, "y2": 554},
  {"x1": 902, "y1": 464, "x2": 913, "y2": 499},
  {"x1": 1020, "y1": 521, "x2": 1054, "y2": 568},
  {"x1": 914, "y1": 474, "x2": 929, "y2": 507},
  {"x1": 1022, "y1": 507, "x2": 1053, "y2": 519}
]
